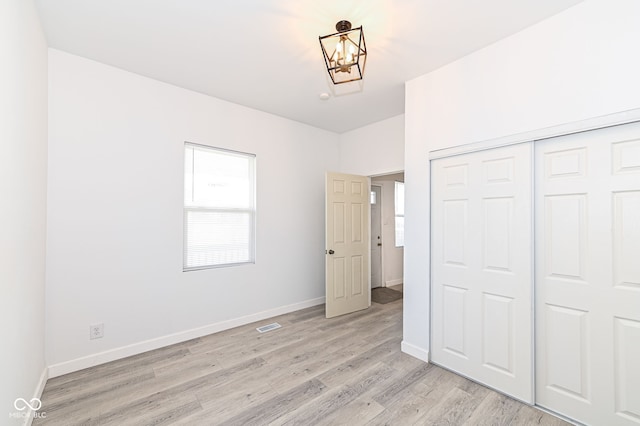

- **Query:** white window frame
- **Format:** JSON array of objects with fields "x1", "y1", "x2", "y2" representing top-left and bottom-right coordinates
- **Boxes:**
[
  {"x1": 183, "y1": 142, "x2": 256, "y2": 271},
  {"x1": 395, "y1": 181, "x2": 404, "y2": 247}
]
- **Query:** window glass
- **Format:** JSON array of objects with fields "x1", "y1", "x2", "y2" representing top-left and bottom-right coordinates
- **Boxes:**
[{"x1": 184, "y1": 143, "x2": 256, "y2": 270}]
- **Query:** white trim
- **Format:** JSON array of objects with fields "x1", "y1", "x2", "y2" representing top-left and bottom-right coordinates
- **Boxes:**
[
  {"x1": 48, "y1": 297, "x2": 325, "y2": 378},
  {"x1": 23, "y1": 367, "x2": 48, "y2": 426},
  {"x1": 429, "y1": 108, "x2": 640, "y2": 160},
  {"x1": 401, "y1": 340, "x2": 429, "y2": 362},
  {"x1": 371, "y1": 183, "x2": 384, "y2": 290},
  {"x1": 385, "y1": 278, "x2": 403, "y2": 287}
]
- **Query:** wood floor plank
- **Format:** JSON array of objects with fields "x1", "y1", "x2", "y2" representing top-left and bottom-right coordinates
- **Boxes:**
[
  {"x1": 266, "y1": 338, "x2": 378, "y2": 394},
  {"x1": 316, "y1": 337, "x2": 400, "y2": 388},
  {"x1": 511, "y1": 404, "x2": 571, "y2": 426},
  {"x1": 193, "y1": 383, "x2": 275, "y2": 422},
  {"x1": 48, "y1": 340, "x2": 197, "y2": 391},
  {"x1": 152, "y1": 348, "x2": 223, "y2": 380},
  {"x1": 37, "y1": 370, "x2": 157, "y2": 422},
  {"x1": 365, "y1": 389, "x2": 432, "y2": 425},
  {"x1": 409, "y1": 366, "x2": 466, "y2": 415},
  {"x1": 413, "y1": 383, "x2": 491, "y2": 425},
  {"x1": 34, "y1": 300, "x2": 570, "y2": 426},
  {"x1": 311, "y1": 395, "x2": 385, "y2": 426},
  {"x1": 218, "y1": 379, "x2": 327, "y2": 426},
  {"x1": 461, "y1": 391, "x2": 522, "y2": 426},
  {"x1": 376, "y1": 344, "x2": 425, "y2": 373},
  {"x1": 270, "y1": 362, "x2": 396, "y2": 426},
  {"x1": 37, "y1": 356, "x2": 265, "y2": 425},
  {"x1": 98, "y1": 393, "x2": 201, "y2": 426},
  {"x1": 372, "y1": 362, "x2": 434, "y2": 407}
]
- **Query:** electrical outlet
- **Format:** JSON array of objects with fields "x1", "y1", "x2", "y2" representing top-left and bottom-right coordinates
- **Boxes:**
[{"x1": 89, "y1": 323, "x2": 104, "y2": 340}]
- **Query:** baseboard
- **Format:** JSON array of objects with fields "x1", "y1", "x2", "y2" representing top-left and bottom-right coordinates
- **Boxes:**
[
  {"x1": 385, "y1": 279, "x2": 403, "y2": 287},
  {"x1": 401, "y1": 340, "x2": 429, "y2": 362},
  {"x1": 48, "y1": 297, "x2": 325, "y2": 378},
  {"x1": 22, "y1": 366, "x2": 48, "y2": 426}
]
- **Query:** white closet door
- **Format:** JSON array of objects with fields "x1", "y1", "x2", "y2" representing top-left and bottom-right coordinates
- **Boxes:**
[
  {"x1": 431, "y1": 143, "x2": 533, "y2": 403},
  {"x1": 535, "y1": 122, "x2": 640, "y2": 425}
]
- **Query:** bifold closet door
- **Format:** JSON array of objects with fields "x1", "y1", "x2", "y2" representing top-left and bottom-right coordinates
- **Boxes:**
[
  {"x1": 535, "y1": 123, "x2": 640, "y2": 425},
  {"x1": 431, "y1": 143, "x2": 533, "y2": 403}
]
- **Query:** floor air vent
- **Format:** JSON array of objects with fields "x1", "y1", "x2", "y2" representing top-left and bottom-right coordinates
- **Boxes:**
[{"x1": 256, "y1": 322, "x2": 281, "y2": 333}]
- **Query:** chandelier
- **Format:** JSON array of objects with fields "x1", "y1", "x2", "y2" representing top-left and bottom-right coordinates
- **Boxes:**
[{"x1": 319, "y1": 20, "x2": 367, "y2": 85}]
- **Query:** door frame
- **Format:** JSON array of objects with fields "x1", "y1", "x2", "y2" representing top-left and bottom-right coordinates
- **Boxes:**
[
  {"x1": 370, "y1": 184, "x2": 384, "y2": 289},
  {"x1": 429, "y1": 110, "x2": 640, "y2": 161}
]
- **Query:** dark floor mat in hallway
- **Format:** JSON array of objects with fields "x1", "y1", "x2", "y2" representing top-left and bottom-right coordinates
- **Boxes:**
[{"x1": 371, "y1": 287, "x2": 402, "y2": 304}]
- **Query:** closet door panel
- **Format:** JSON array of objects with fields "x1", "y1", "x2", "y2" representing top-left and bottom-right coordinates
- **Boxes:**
[
  {"x1": 431, "y1": 143, "x2": 533, "y2": 403},
  {"x1": 536, "y1": 122, "x2": 640, "y2": 426}
]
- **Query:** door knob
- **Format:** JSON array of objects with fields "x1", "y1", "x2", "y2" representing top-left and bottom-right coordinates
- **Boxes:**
[
  {"x1": 328, "y1": 249, "x2": 335, "y2": 255},
  {"x1": 377, "y1": 243, "x2": 382, "y2": 246}
]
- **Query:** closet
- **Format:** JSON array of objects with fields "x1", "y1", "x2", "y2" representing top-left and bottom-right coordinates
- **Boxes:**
[{"x1": 430, "y1": 122, "x2": 640, "y2": 426}]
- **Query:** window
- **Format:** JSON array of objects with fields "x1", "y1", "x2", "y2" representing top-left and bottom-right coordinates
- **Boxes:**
[
  {"x1": 184, "y1": 143, "x2": 256, "y2": 270},
  {"x1": 395, "y1": 181, "x2": 405, "y2": 247}
]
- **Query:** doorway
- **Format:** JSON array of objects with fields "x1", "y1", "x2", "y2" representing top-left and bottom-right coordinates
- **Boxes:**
[
  {"x1": 371, "y1": 184, "x2": 383, "y2": 288},
  {"x1": 370, "y1": 173, "x2": 404, "y2": 292}
]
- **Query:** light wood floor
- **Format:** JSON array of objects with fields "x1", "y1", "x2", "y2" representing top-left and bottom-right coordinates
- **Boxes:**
[{"x1": 35, "y1": 296, "x2": 569, "y2": 425}]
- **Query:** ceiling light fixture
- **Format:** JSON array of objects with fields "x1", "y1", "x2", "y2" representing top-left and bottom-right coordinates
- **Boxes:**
[{"x1": 319, "y1": 20, "x2": 367, "y2": 85}]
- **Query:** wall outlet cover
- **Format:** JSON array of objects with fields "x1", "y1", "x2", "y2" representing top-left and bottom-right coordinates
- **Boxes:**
[{"x1": 90, "y1": 323, "x2": 104, "y2": 340}]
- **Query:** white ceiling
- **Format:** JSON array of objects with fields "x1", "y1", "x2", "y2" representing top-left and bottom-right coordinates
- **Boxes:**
[{"x1": 34, "y1": 0, "x2": 583, "y2": 133}]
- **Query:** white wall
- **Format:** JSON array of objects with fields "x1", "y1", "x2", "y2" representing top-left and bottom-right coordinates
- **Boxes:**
[
  {"x1": 371, "y1": 175, "x2": 404, "y2": 287},
  {"x1": 46, "y1": 50, "x2": 341, "y2": 373},
  {"x1": 403, "y1": 0, "x2": 640, "y2": 360},
  {"x1": 339, "y1": 115, "x2": 405, "y2": 295},
  {"x1": 339, "y1": 114, "x2": 404, "y2": 176},
  {"x1": 0, "y1": 0, "x2": 48, "y2": 422}
]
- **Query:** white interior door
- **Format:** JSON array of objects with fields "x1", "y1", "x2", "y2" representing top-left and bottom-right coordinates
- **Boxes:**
[
  {"x1": 326, "y1": 172, "x2": 370, "y2": 318},
  {"x1": 371, "y1": 185, "x2": 383, "y2": 288},
  {"x1": 431, "y1": 143, "x2": 533, "y2": 403},
  {"x1": 535, "y1": 122, "x2": 640, "y2": 425}
]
